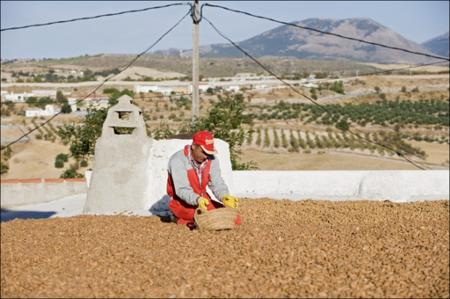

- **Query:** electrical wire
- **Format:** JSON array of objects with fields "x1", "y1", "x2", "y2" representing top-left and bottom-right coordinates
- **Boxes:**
[
  {"x1": 1, "y1": 2, "x2": 188, "y2": 32},
  {"x1": 203, "y1": 3, "x2": 449, "y2": 62},
  {"x1": 203, "y1": 16, "x2": 429, "y2": 170},
  {"x1": 1, "y1": 9, "x2": 191, "y2": 150}
]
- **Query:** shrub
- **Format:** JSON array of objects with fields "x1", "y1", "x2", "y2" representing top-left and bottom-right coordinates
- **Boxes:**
[
  {"x1": 264, "y1": 128, "x2": 270, "y2": 148},
  {"x1": 336, "y1": 119, "x2": 349, "y2": 131},
  {"x1": 273, "y1": 129, "x2": 280, "y2": 148},
  {"x1": 289, "y1": 130, "x2": 299, "y2": 152},
  {"x1": 54, "y1": 160, "x2": 64, "y2": 168},
  {"x1": 246, "y1": 128, "x2": 254, "y2": 145},
  {"x1": 281, "y1": 129, "x2": 288, "y2": 148},
  {"x1": 56, "y1": 153, "x2": 69, "y2": 162},
  {"x1": 256, "y1": 127, "x2": 262, "y2": 146},
  {"x1": 0, "y1": 162, "x2": 9, "y2": 174},
  {"x1": 60, "y1": 168, "x2": 83, "y2": 178}
]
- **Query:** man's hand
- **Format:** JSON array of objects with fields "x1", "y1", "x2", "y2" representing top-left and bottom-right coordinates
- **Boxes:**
[
  {"x1": 197, "y1": 197, "x2": 209, "y2": 210},
  {"x1": 222, "y1": 194, "x2": 239, "y2": 209}
]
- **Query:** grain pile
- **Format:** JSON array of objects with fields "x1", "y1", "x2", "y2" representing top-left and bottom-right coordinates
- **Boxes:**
[{"x1": 1, "y1": 199, "x2": 449, "y2": 298}]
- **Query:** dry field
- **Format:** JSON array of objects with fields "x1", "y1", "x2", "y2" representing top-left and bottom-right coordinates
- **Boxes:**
[
  {"x1": 111, "y1": 66, "x2": 185, "y2": 81},
  {"x1": 1, "y1": 199, "x2": 448, "y2": 298},
  {"x1": 363, "y1": 62, "x2": 449, "y2": 73},
  {"x1": 239, "y1": 140, "x2": 449, "y2": 170},
  {"x1": 241, "y1": 149, "x2": 421, "y2": 170},
  {"x1": 2, "y1": 140, "x2": 73, "y2": 179}
]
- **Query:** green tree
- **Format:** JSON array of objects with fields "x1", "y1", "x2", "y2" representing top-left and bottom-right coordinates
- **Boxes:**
[
  {"x1": 182, "y1": 94, "x2": 253, "y2": 170},
  {"x1": 255, "y1": 127, "x2": 262, "y2": 146},
  {"x1": 56, "y1": 90, "x2": 66, "y2": 104},
  {"x1": 297, "y1": 130, "x2": 306, "y2": 149},
  {"x1": 0, "y1": 162, "x2": 8, "y2": 174},
  {"x1": 263, "y1": 128, "x2": 270, "y2": 148},
  {"x1": 56, "y1": 153, "x2": 69, "y2": 162},
  {"x1": 310, "y1": 87, "x2": 318, "y2": 100},
  {"x1": 60, "y1": 168, "x2": 84, "y2": 178},
  {"x1": 336, "y1": 119, "x2": 349, "y2": 131},
  {"x1": 61, "y1": 101, "x2": 72, "y2": 114},
  {"x1": 246, "y1": 127, "x2": 254, "y2": 145},
  {"x1": 289, "y1": 129, "x2": 299, "y2": 152},
  {"x1": 152, "y1": 122, "x2": 175, "y2": 139},
  {"x1": 54, "y1": 159, "x2": 64, "y2": 168},
  {"x1": 329, "y1": 81, "x2": 345, "y2": 94},
  {"x1": 104, "y1": 88, "x2": 135, "y2": 106},
  {"x1": 62, "y1": 108, "x2": 107, "y2": 160},
  {"x1": 273, "y1": 129, "x2": 280, "y2": 148},
  {"x1": 281, "y1": 129, "x2": 288, "y2": 148}
]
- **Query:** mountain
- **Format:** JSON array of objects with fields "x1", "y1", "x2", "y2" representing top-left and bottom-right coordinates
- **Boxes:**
[
  {"x1": 197, "y1": 18, "x2": 437, "y2": 64},
  {"x1": 422, "y1": 32, "x2": 449, "y2": 58}
]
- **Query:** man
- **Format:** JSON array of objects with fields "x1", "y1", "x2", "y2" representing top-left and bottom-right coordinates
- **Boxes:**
[{"x1": 166, "y1": 130, "x2": 241, "y2": 228}]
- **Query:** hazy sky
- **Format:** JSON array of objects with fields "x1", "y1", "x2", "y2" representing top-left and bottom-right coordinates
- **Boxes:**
[{"x1": 1, "y1": 1, "x2": 449, "y2": 59}]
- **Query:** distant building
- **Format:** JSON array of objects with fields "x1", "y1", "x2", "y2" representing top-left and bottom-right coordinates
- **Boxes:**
[
  {"x1": 68, "y1": 98, "x2": 78, "y2": 112},
  {"x1": 303, "y1": 74, "x2": 318, "y2": 88},
  {"x1": 254, "y1": 84, "x2": 267, "y2": 90},
  {"x1": 87, "y1": 99, "x2": 109, "y2": 110},
  {"x1": 135, "y1": 85, "x2": 173, "y2": 96},
  {"x1": 234, "y1": 73, "x2": 258, "y2": 81},
  {"x1": 188, "y1": 84, "x2": 213, "y2": 94},
  {"x1": 303, "y1": 82, "x2": 318, "y2": 88},
  {"x1": 3, "y1": 92, "x2": 34, "y2": 103},
  {"x1": 25, "y1": 104, "x2": 60, "y2": 117},
  {"x1": 224, "y1": 85, "x2": 240, "y2": 92},
  {"x1": 31, "y1": 89, "x2": 57, "y2": 98}
]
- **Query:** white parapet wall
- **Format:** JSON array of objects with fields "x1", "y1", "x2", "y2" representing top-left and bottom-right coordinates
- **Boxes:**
[
  {"x1": 1, "y1": 178, "x2": 87, "y2": 208},
  {"x1": 232, "y1": 170, "x2": 449, "y2": 202}
]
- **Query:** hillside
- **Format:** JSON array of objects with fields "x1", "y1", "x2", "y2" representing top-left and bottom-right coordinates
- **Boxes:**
[
  {"x1": 1, "y1": 54, "x2": 377, "y2": 78},
  {"x1": 422, "y1": 32, "x2": 449, "y2": 58},
  {"x1": 198, "y1": 18, "x2": 436, "y2": 64}
]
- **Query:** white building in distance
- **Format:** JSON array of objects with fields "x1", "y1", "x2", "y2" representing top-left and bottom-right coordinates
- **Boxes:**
[
  {"x1": 3, "y1": 92, "x2": 34, "y2": 103},
  {"x1": 187, "y1": 84, "x2": 213, "y2": 94},
  {"x1": 224, "y1": 85, "x2": 241, "y2": 93},
  {"x1": 31, "y1": 89, "x2": 57, "y2": 98},
  {"x1": 25, "y1": 104, "x2": 60, "y2": 117},
  {"x1": 135, "y1": 85, "x2": 173, "y2": 96}
]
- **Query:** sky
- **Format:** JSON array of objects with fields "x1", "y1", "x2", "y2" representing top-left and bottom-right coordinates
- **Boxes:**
[{"x1": 1, "y1": 1, "x2": 449, "y2": 59}]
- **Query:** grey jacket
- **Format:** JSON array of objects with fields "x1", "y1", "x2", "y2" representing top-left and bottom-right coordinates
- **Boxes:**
[{"x1": 168, "y1": 146, "x2": 229, "y2": 206}]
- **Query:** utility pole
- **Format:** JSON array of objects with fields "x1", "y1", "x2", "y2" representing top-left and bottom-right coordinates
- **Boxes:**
[{"x1": 192, "y1": 0, "x2": 200, "y2": 120}]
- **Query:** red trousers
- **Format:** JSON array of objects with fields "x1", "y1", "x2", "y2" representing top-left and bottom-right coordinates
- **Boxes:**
[{"x1": 169, "y1": 197, "x2": 241, "y2": 226}]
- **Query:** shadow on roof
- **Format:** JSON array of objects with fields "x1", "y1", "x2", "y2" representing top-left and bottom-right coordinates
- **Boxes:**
[{"x1": 1, "y1": 208, "x2": 56, "y2": 222}]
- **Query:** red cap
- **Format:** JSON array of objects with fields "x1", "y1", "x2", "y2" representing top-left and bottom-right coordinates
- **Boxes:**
[{"x1": 192, "y1": 130, "x2": 216, "y2": 155}]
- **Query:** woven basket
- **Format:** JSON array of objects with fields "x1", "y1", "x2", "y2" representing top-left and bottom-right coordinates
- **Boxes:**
[{"x1": 194, "y1": 207, "x2": 239, "y2": 231}]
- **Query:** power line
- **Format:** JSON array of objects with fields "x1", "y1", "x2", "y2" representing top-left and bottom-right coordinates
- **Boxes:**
[
  {"x1": 203, "y1": 16, "x2": 428, "y2": 170},
  {"x1": 1, "y1": 10, "x2": 191, "y2": 150},
  {"x1": 203, "y1": 3, "x2": 450, "y2": 63},
  {"x1": 1, "y1": 2, "x2": 188, "y2": 32}
]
